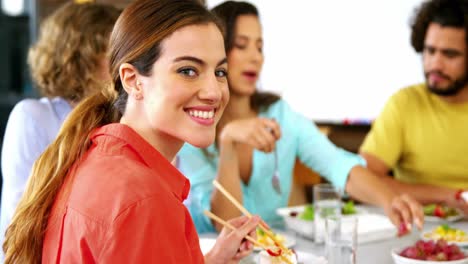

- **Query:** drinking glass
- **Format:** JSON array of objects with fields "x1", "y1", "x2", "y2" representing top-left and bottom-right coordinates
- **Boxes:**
[
  {"x1": 325, "y1": 216, "x2": 358, "y2": 264},
  {"x1": 313, "y1": 183, "x2": 341, "y2": 243}
]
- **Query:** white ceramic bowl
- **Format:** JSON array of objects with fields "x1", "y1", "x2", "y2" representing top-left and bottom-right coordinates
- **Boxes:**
[
  {"x1": 276, "y1": 205, "x2": 314, "y2": 239},
  {"x1": 257, "y1": 250, "x2": 298, "y2": 264},
  {"x1": 391, "y1": 247, "x2": 468, "y2": 264},
  {"x1": 276, "y1": 205, "x2": 366, "y2": 239}
]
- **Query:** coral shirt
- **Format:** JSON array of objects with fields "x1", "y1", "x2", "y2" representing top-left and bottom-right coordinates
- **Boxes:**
[{"x1": 42, "y1": 123, "x2": 204, "y2": 263}]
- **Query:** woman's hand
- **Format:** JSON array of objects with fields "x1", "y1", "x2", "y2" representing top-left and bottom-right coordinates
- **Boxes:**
[
  {"x1": 219, "y1": 118, "x2": 281, "y2": 153},
  {"x1": 383, "y1": 194, "x2": 424, "y2": 236},
  {"x1": 205, "y1": 215, "x2": 260, "y2": 264}
]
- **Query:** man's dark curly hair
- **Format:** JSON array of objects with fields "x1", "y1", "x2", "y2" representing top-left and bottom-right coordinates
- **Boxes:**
[{"x1": 410, "y1": 0, "x2": 468, "y2": 52}]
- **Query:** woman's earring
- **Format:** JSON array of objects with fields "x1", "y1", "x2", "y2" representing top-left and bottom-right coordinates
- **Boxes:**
[
  {"x1": 134, "y1": 92, "x2": 143, "y2": 100},
  {"x1": 134, "y1": 81, "x2": 143, "y2": 99}
]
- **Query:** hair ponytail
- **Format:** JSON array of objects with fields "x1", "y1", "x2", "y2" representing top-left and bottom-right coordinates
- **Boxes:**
[
  {"x1": 3, "y1": 86, "x2": 119, "y2": 264},
  {"x1": 3, "y1": 0, "x2": 223, "y2": 262}
]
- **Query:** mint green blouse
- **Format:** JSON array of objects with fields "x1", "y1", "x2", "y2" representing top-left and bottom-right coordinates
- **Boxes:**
[{"x1": 177, "y1": 100, "x2": 365, "y2": 233}]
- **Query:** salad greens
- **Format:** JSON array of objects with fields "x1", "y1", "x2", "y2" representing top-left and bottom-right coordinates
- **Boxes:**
[
  {"x1": 423, "y1": 204, "x2": 459, "y2": 218},
  {"x1": 294, "y1": 200, "x2": 357, "y2": 221},
  {"x1": 342, "y1": 200, "x2": 357, "y2": 215},
  {"x1": 299, "y1": 204, "x2": 314, "y2": 221}
]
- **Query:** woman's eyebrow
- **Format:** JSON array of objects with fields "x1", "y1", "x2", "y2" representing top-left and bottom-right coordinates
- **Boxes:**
[
  {"x1": 173, "y1": 56, "x2": 205, "y2": 65},
  {"x1": 173, "y1": 56, "x2": 227, "y2": 67}
]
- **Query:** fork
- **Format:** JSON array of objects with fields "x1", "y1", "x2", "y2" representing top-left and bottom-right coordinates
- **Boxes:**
[{"x1": 272, "y1": 145, "x2": 281, "y2": 194}]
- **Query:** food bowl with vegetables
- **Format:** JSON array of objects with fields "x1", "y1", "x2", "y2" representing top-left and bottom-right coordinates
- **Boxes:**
[
  {"x1": 422, "y1": 225, "x2": 468, "y2": 246},
  {"x1": 276, "y1": 200, "x2": 358, "y2": 239},
  {"x1": 424, "y1": 204, "x2": 463, "y2": 223}
]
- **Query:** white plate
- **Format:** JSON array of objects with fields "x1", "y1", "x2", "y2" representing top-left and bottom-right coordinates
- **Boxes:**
[
  {"x1": 421, "y1": 232, "x2": 468, "y2": 247},
  {"x1": 254, "y1": 232, "x2": 296, "y2": 251},
  {"x1": 276, "y1": 205, "x2": 315, "y2": 239},
  {"x1": 275, "y1": 204, "x2": 367, "y2": 240},
  {"x1": 252, "y1": 250, "x2": 327, "y2": 264},
  {"x1": 423, "y1": 205, "x2": 464, "y2": 223},
  {"x1": 276, "y1": 204, "x2": 367, "y2": 218},
  {"x1": 277, "y1": 205, "x2": 395, "y2": 243},
  {"x1": 199, "y1": 238, "x2": 216, "y2": 255},
  {"x1": 296, "y1": 251, "x2": 327, "y2": 264},
  {"x1": 425, "y1": 214, "x2": 464, "y2": 223},
  {"x1": 200, "y1": 234, "x2": 297, "y2": 255}
]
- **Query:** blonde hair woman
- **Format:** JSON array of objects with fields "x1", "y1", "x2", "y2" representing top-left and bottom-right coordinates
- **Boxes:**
[{"x1": 0, "y1": 1, "x2": 119, "y2": 261}]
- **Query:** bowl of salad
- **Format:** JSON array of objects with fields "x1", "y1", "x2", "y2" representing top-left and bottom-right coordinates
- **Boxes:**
[
  {"x1": 422, "y1": 225, "x2": 468, "y2": 246},
  {"x1": 276, "y1": 200, "x2": 358, "y2": 239},
  {"x1": 424, "y1": 204, "x2": 463, "y2": 223}
]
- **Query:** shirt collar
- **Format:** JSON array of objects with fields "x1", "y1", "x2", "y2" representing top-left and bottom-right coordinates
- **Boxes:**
[{"x1": 90, "y1": 123, "x2": 190, "y2": 201}]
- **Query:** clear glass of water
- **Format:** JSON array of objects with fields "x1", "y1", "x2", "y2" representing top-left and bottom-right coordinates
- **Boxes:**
[
  {"x1": 325, "y1": 216, "x2": 358, "y2": 264},
  {"x1": 313, "y1": 183, "x2": 341, "y2": 243}
]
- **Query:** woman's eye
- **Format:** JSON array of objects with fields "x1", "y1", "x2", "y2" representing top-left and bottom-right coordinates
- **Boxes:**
[
  {"x1": 234, "y1": 43, "x2": 247, "y2": 50},
  {"x1": 215, "y1": 69, "x2": 228, "y2": 78},
  {"x1": 178, "y1": 68, "x2": 198, "y2": 77}
]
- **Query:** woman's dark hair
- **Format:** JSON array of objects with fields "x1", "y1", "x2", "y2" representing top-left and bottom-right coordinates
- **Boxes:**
[
  {"x1": 212, "y1": 1, "x2": 258, "y2": 54},
  {"x1": 411, "y1": 0, "x2": 468, "y2": 52},
  {"x1": 212, "y1": 1, "x2": 280, "y2": 112}
]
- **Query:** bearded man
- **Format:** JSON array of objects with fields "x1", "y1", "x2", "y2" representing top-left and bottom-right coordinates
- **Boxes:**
[{"x1": 360, "y1": 0, "x2": 468, "y2": 215}]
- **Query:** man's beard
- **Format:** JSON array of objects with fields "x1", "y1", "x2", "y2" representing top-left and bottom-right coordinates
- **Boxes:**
[{"x1": 425, "y1": 70, "x2": 468, "y2": 96}]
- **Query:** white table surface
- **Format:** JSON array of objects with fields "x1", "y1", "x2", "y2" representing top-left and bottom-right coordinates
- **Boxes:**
[{"x1": 199, "y1": 206, "x2": 468, "y2": 264}]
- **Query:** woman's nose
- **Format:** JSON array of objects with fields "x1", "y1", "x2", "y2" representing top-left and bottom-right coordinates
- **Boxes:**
[{"x1": 198, "y1": 76, "x2": 223, "y2": 103}]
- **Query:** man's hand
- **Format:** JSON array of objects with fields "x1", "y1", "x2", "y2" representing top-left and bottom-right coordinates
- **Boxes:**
[
  {"x1": 383, "y1": 194, "x2": 424, "y2": 236},
  {"x1": 444, "y1": 189, "x2": 468, "y2": 215}
]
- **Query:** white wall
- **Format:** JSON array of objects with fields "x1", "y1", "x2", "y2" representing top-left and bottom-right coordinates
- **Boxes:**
[
  {"x1": 1, "y1": 0, "x2": 25, "y2": 16},
  {"x1": 207, "y1": 0, "x2": 425, "y2": 124}
]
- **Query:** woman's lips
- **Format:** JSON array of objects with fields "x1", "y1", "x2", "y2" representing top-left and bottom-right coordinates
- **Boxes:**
[
  {"x1": 185, "y1": 107, "x2": 216, "y2": 126},
  {"x1": 242, "y1": 71, "x2": 258, "y2": 82}
]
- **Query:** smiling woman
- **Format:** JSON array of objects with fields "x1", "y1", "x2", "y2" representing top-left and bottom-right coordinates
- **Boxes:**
[
  {"x1": 2, "y1": 0, "x2": 261, "y2": 263},
  {"x1": 119, "y1": 22, "x2": 230, "y2": 154}
]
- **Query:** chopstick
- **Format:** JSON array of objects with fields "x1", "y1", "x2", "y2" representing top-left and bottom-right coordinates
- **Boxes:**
[
  {"x1": 203, "y1": 210, "x2": 264, "y2": 248},
  {"x1": 203, "y1": 210, "x2": 293, "y2": 264},
  {"x1": 212, "y1": 180, "x2": 291, "y2": 253},
  {"x1": 213, "y1": 180, "x2": 252, "y2": 216}
]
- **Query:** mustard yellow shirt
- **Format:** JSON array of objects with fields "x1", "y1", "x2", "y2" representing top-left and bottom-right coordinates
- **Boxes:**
[{"x1": 361, "y1": 84, "x2": 468, "y2": 189}]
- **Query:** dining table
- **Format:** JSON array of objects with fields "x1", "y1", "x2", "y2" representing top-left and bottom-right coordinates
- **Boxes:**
[{"x1": 198, "y1": 205, "x2": 468, "y2": 264}]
